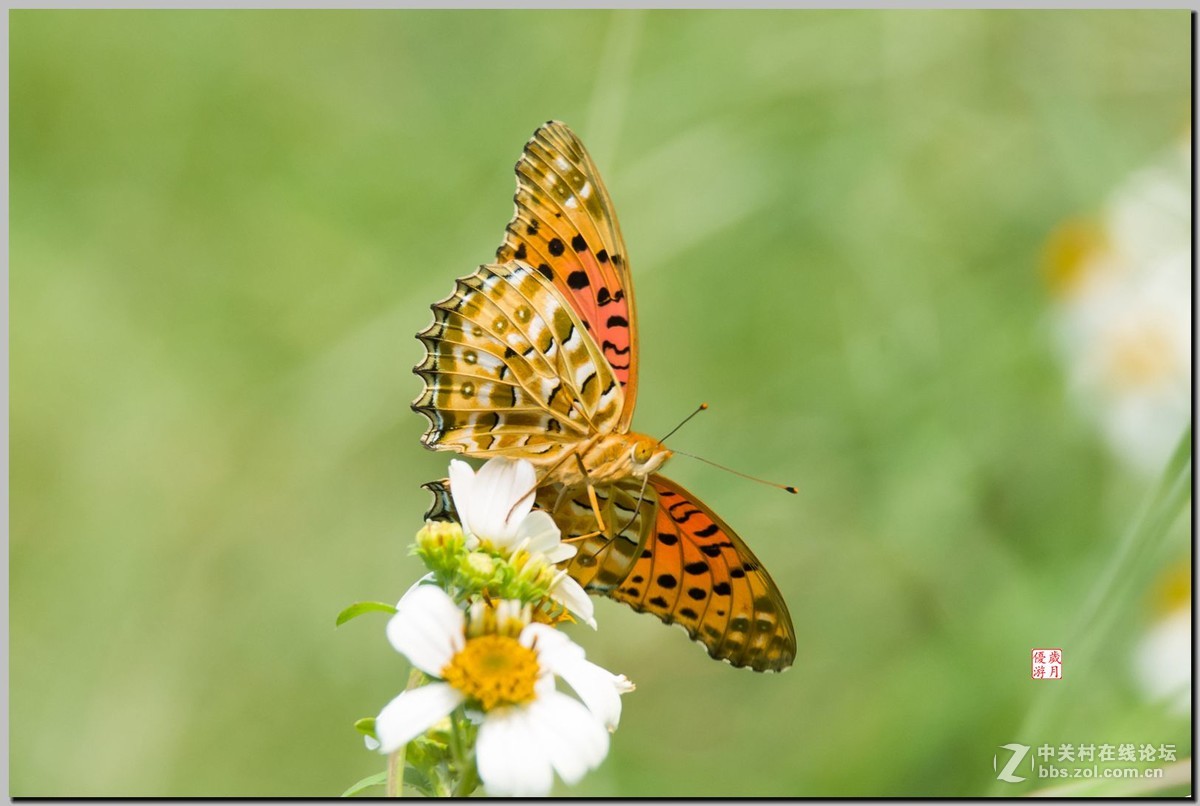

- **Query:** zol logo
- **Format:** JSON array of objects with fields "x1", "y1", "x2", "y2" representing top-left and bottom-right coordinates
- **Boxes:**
[{"x1": 994, "y1": 743, "x2": 1031, "y2": 783}]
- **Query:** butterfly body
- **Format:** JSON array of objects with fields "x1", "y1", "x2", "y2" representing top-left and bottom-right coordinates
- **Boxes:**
[
  {"x1": 548, "y1": 432, "x2": 672, "y2": 487},
  {"x1": 413, "y1": 122, "x2": 796, "y2": 671}
]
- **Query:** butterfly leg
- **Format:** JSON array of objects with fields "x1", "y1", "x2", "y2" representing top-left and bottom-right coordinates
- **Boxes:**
[
  {"x1": 541, "y1": 482, "x2": 601, "y2": 544},
  {"x1": 572, "y1": 453, "x2": 608, "y2": 535},
  {"x1": 612, "y1": 473, "x2": 650, "y2": 538}
]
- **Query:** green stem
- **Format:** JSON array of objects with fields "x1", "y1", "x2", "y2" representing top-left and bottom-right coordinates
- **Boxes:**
[
  {"x1": 448, "y1": 707, "x2": 479, "y2": 797},
  {"x1": 385, "y1": 749, "x2": 403, "y2": 798},
  {"x1": 386, "y1": 667, "x2": 427, "y2": 798}
]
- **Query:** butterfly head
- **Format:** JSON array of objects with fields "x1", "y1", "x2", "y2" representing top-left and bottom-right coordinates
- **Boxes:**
[{"x1": 628, "y1": 434, "x2": 672, "y2": 477}]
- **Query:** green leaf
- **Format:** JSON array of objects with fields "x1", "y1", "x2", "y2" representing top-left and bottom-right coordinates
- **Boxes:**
[
  {"x1": 335, "y1": 601, "x2": 397, "y2": 626},
  {"x1": 353, "y1": 717, "x2": 376, "y2": 738},
  {"x1": 340, "y1": 771, "x2": 388, "y2": 797},
  {"x1": 338, "y1": 762, "x2": 436, "y2": 796},
  {"x1": 404, "y1": 766, "x2": 435, "y2": 796}
]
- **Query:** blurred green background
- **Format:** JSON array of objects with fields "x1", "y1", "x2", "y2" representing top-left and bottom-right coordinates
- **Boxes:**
[{"x1": 10, "y1": 9, "x2": 1192, "y2": 797}]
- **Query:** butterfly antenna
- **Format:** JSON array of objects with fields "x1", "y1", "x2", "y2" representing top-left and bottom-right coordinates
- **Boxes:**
[
  {"x1": 672, "y1": 449, "x2": 798, "y2": 494},
  {"x1": 659, "y1": 403, "x2": 709, "y2": 444}
]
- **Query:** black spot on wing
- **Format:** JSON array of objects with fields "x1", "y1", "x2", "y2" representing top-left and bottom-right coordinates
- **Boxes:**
[
  {"x1": 602, "y1": 340, "x2": 632, "y2": 356},
  {"x1": 567, "y1": 271, "x2": 590, "y2": 289}
]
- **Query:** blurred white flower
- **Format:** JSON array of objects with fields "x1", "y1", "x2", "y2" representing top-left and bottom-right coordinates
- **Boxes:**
[
  {"x1": 1044, "y1": 135, "x2": 1190, "y2": 474},
  {"x1": 450, "y1": 457, "x2": 595, "y2": 628},
  {"x1": 374, "y1": 586, "x2": 633, "y2": 796},
  {"x1": 1132, "y1": 562, "x2": 1190, "y2": 716}
]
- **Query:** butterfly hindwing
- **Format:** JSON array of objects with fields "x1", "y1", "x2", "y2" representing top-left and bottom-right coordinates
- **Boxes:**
[
  {"x1": 413, "y1": 262, "x2": 623, "y2": 461},
  {"x1": 609, "y1": 475, "x2": 797, "y2": 672},
  {"x1": 495, "y1": 121, "x2": 639, "y2": 429},
  {"x1": 540, "y1": 479, "x2": 656, "y2": 593}
]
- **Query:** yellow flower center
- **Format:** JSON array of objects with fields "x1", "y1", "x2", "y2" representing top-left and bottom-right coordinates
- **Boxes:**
[
  {"x1": 1105, "y1": 322, "x2": 1178, "y2": 390},
  {"x1": 1153, "y1": 562, "x2": 1190, "y2": 616},
  {"x1": 1042, "y1": 218, "x2": 1106, "y2": 298},
  {"x1": 441, "y1": 635, "x2": 540, "y2": 710}
]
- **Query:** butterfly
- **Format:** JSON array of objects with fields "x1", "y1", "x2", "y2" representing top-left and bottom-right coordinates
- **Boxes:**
[{"x1": 413, "y1": 121, "x2": 795, "y2": 672}]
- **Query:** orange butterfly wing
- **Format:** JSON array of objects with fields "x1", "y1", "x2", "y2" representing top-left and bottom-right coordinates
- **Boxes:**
[
  {"x1": 609, "y1": 475, "x2": 796, "y2": 672},
  {"x1": 495, "y1": 121, "x2": 638, "y2": 431}
]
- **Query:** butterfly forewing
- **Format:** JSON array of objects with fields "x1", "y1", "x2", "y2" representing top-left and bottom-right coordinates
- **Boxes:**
[
  {"x1": 496, "y1": 121, "x2": 639, "y2": 430},
  {"x1": 413, "y1": 262, "x2": 623, "y2": 460}
]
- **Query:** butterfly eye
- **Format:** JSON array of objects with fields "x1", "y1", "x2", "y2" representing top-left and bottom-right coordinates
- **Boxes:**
[{"x1": 632, "y1": 443, "x2": 653, "y2": 463}]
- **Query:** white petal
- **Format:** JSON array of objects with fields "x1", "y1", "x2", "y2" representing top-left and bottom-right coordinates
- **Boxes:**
[
  {"x1": 1134, "y1": 609, "x2": 1191, "y2": 715},
  {"x1": 467, "y1": 458, "x2": 536, "y2": 546},
  {"x1": 375, "y1": 683, "x2": 464, "y2": 753},
  {"x1": 397, "y1": 572, "x2": 436, "y2": 604},
  {"x1": 448, "y1": 460, "x2": 478, "y2": 535},
  {"x1": 515, "y1": 510, "x2": 569, "y2": 558},
  {"x1": 386, "y1": 586, "x2": 464, "y2": 676},
  {"x1": 551, "y1": 656, "x2": 629, "y2": 731},
  {"x1": 363, "y1": 734, "x2": 381, "y2": 751},
  {"x1": 550, "y1": 574, "x2": 596, "y2": 629},
  {"x1": 542, "y1": 542, "x2": 578, "y2": 564},
  {"x1": 534, "y1": 670, "x2": 558, "y2": 699},
  {"x1": 520, "y1": 621, "x2": 580, "y2": 658},
  {"x1": 477, "y1": 707, "x2": 554, "y2": 796},
  {"x1": 523, "y1": 623, "x2": 629, "y2": 729},
  {"x1": 525, "y1": 691, "x2": 610, "y2": 785}
]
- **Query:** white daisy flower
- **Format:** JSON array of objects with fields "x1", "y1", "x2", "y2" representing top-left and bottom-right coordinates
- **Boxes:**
[
  {"x1": 449, "y1": 457, "x2": 595, "y2": 628},
  {"x1": 1045, "y1": 135, "x2": 1190, "y2": 475},
  {"x1": 1134, "y1": 609, "x2": 1190, "y2": 715},
  {"x1": 375, "y1": 585, "x2": 633, "y2": 797},
  {"x1": 1132, "y1": 563, "x2": 1190, "y2": 716}
]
